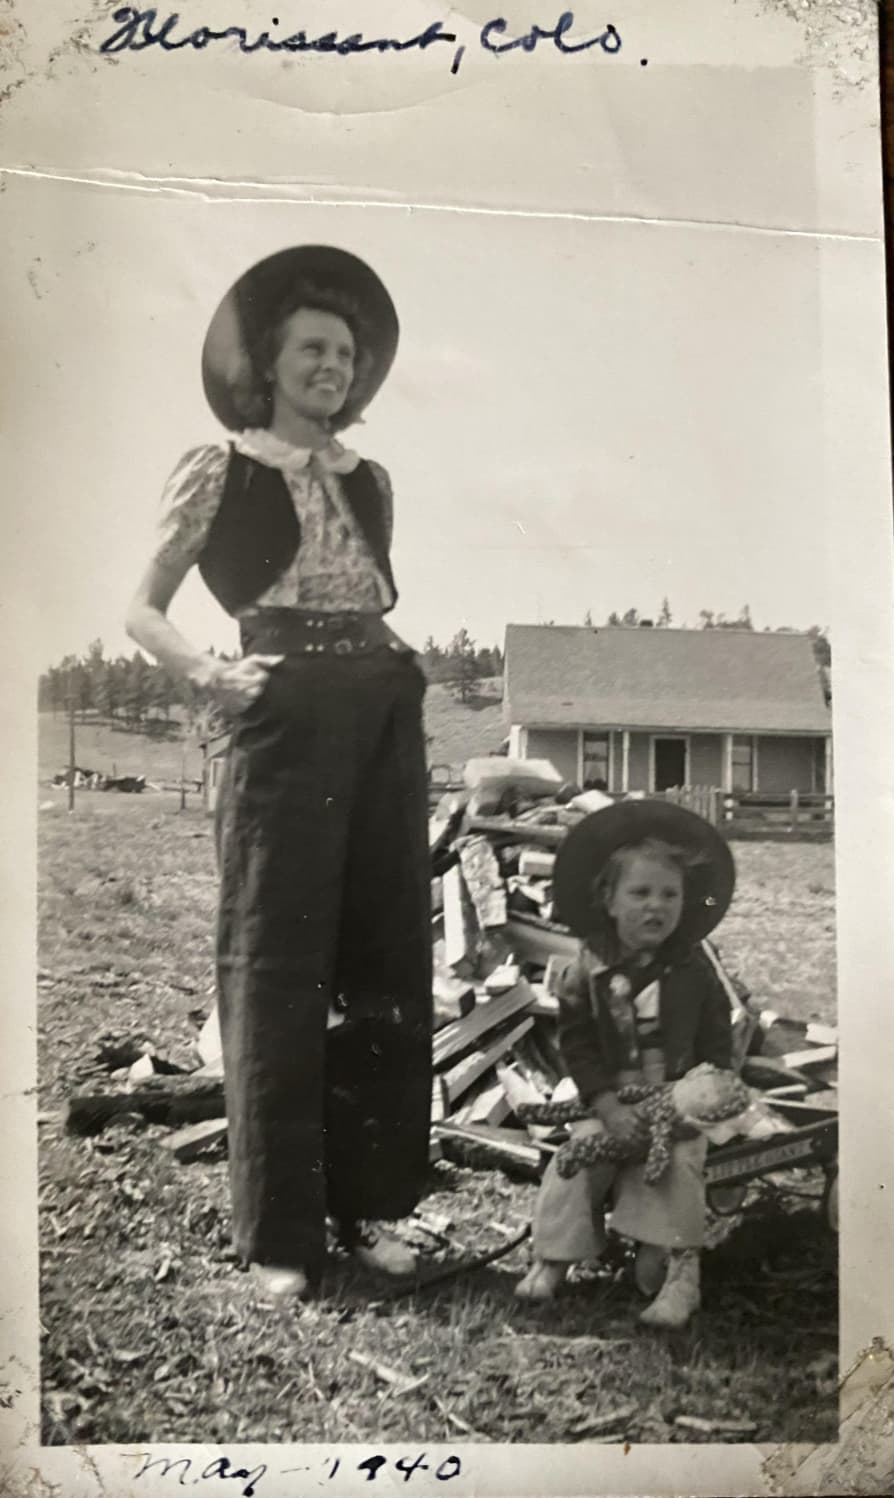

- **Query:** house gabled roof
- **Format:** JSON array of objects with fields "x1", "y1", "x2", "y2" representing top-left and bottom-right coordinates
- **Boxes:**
[{"x1": 503, "y1": 625, "x2": 830, "y2": 734}]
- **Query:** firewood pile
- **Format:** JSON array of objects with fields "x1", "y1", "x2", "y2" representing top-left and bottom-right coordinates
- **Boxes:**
[{"x1": 64, "y1": 757, "x2": 838, "y2": 1175}]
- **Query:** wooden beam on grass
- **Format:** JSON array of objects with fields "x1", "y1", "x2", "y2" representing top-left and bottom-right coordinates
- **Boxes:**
[
  {"x1": 162, "y1": 1117, "x2": 228, "y2": 1162},
  {"x1": 433, "y1": 980, "x2": 536, "y2": 1069},
  {"x1": 67, "y1": 1075, "x2": 226, "y2": 1135},
  {"x1": 781, "y1": 1045, "x2": 837, "y2": 1071},
  {"x1": 433, "y1": 1120, "x2": 545, "y2": 1176},
  {"x1": 441, "y1": 1016, "x2": 535, "y2": 1106}
]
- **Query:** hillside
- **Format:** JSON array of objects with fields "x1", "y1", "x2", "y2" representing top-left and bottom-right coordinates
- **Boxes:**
[
  {"x1": 37, "y1": 678, "x2": 506, "y2": 786},
  {"x1": 422, "y1": 677, "x2": 505, "y2": 767}
]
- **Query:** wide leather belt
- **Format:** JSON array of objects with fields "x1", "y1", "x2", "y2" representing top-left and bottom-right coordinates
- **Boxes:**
[{"x1": 239, "y1": 608, "x2": 397, "y2": 658}]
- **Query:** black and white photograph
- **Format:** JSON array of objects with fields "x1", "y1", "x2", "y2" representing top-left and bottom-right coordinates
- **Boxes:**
[{"x1": 2, "y1": 0, "x2": 894, "y2": 1493}]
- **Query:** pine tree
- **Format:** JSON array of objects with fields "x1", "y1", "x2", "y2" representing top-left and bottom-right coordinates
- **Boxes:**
[{"x1": 443, "y1": 627, "x2": 480, "y2": 704}]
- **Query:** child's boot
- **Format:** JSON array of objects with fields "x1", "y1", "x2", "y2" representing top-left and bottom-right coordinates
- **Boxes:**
[
  {"x1": 515, "y1": 1259, "x2": 567, "y2": 1301},
  {"x1": 639, "y1": 1248, "x2": 700, "y2": 1329}
]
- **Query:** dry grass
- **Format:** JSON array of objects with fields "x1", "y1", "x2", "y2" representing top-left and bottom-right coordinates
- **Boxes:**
[{"x1": 38, "y1": 795, "x2": 837, "y2": 1448}]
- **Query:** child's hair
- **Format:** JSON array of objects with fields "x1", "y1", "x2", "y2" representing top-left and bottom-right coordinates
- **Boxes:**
[{"x1": 586, "y1": 836, "x2": 708, "y2": 964}]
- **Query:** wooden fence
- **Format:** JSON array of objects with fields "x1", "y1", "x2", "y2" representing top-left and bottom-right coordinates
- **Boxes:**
[
  {"x1": 660, "y1": 785, "x2": 834, "y2": 837},
  {"x1": 660, "y1": 785, "x2": 721, "y2": 823}
]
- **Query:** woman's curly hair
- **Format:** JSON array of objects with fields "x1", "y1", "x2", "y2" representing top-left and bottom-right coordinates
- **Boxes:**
[{"x1": 232, "y1": 279, "x2": 377, "y2": 430}]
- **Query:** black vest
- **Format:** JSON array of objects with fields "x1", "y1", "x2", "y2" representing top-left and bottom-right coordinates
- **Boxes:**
[{"x1": 197, "y1": 447, "x2": 398, "y2": 617}]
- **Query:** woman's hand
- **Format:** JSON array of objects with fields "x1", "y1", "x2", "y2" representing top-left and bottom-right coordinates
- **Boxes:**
[{"x1": 204, "y1": 654, "x2": 284, "y2": 716}]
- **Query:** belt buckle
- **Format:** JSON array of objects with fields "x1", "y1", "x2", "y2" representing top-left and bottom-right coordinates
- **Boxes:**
[{"x1": 333, "y1": 638, "x2": 354, "y2": 655}]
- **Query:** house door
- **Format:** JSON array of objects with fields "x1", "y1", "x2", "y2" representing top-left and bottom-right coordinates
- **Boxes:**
[{"x1": 653, "y1": 737, "x2": 687, "y2": 790}]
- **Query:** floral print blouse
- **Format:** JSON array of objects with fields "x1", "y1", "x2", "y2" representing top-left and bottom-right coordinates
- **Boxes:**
[{"x1": 152, "y1": 427, "x2": 395, "y2": 614}]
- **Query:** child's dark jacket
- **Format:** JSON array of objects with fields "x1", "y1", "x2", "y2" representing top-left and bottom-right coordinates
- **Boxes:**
[{"x1": 558, "y1": 944, "x2": 733, "y2": 1103}]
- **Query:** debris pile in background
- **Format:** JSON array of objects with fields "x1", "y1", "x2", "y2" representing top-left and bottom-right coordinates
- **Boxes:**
[{"x1": 64, "y1": 757, "x2": 838, "y2": 1216}]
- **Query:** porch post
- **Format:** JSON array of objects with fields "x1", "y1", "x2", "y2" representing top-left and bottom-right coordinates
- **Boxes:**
[
  {"x1": 825, "y1": 734, "x2": 834, "y2": 794},
  {"x1": 621, "y1": 730, "x2": 630, "y2": 793},
  {"x1": 722, "y1": 733, "x2": 733, "y2": 792},
  {"x1": 576, "y1": 729, "x2": 584, "y2": 787}
]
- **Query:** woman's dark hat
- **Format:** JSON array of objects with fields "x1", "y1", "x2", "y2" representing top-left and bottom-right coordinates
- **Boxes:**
[
  {"x1": 554, "y1": 798, "x2": 736, "y2": 943},
  {"x1": 201, "y1": 245, "x2": 399, "y2": 432}
]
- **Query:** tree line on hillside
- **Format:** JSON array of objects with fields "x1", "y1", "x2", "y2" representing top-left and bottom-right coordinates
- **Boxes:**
[
  {"x1": 39, "y1": 606, "x2": 830, "y2": 729},
  {"x1": 37, "y1": 631, "x2": 504, "y2": 727},
  {"x1": 38, "y1": 639, "x2": 233, "y2": 737}
]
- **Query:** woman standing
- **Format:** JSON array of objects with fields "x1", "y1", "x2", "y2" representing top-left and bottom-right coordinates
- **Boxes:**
[{"x1": 126, "y1": 246, "x2": 432, "y2": 1300}]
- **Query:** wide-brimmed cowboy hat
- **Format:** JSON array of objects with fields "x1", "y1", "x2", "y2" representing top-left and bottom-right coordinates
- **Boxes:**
[
  {"x1": 201, "y1": 245, "x2": 399, "y2": 432},
  {"x1": 554, "y1": 798, "x2": 736, "y2": 943}
]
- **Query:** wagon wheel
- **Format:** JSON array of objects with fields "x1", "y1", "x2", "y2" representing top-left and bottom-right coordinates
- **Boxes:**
[
  {"x1": 821, "y1": 1163, "x2": 839, "y2": 1234},
  {"x1": 706, "y1": 1182, "x2": 749, "y2": 1217}
]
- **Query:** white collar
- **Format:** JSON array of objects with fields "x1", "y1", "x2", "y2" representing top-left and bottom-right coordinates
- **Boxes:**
[{"x1": 234, "y1": 427, "x2": 360, "y2": 475}]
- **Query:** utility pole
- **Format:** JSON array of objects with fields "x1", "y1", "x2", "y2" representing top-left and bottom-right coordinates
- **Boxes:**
[{"x1": 67, "y1": 683, "x2": 76, "y2": 812}]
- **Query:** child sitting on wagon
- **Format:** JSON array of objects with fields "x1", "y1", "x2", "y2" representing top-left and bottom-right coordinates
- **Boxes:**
[{"x1": 515, "y1": 799, "x2": 737, "y2": 1330}]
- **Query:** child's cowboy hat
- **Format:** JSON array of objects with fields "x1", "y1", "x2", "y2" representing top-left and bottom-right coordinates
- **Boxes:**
[
  {"x1": 201, "y1": 245, "x2": 399, "y2": 433},
  {"x1": 554, "y1": 799, "x2": 736, "y2": 943}
]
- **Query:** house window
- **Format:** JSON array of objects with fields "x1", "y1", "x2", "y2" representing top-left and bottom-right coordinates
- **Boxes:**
[
  {"x1": 582, "y1": 733, "x2": 610, "y2": 790},
  {"x1": 732, "y1": 735, "x2": 754, "y2": 792}
]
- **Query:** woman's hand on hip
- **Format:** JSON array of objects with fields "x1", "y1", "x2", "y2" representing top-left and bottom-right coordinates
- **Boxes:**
[{"x1": 207, "y1": 654, "x2": 284, "y2": 715}]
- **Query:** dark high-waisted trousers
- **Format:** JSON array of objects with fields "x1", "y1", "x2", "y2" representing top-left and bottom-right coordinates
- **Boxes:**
[{"x1": 214, "y1": 621, "x2": 433, "y2": 1281}]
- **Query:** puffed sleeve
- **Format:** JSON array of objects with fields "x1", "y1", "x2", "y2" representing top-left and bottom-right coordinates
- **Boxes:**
[
  {"x1": 366, "y1": 459, "x2": 394, "y2": 549},
  {"x1": 151, "y1": 445, "x2": 229, "y2": 571}
]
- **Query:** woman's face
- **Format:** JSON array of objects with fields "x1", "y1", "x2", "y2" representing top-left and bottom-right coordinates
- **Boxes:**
[
  {"x1": 607, "y1": 852, "x2": 684, "y2": 956},
  {"x1": 269, "y1": 307, "x2": 356, "y2": 425}
]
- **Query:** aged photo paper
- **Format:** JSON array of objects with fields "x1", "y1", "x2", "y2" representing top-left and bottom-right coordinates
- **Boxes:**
[{"x1": 2, "y1": 0, "x2": 893, "y2": 1493}]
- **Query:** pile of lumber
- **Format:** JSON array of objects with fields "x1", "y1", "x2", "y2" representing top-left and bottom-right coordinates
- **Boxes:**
[{"x1": 64, "y1": 756, "x2": 837, "y2": 1170}]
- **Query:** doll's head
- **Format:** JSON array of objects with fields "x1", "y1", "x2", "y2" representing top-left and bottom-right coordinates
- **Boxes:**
[{"x1": 588, "y1": 836, "x2": 705, "y2": 963}]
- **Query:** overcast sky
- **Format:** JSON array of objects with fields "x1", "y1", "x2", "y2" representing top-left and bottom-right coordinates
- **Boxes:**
[{"x1": 7, "y1": 52, "x2": 837, "y2": 670}]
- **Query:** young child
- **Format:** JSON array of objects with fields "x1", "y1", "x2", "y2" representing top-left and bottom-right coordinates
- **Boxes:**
[{"x1": 515, "y1": 800, "x2": 737, "y2": 1329}]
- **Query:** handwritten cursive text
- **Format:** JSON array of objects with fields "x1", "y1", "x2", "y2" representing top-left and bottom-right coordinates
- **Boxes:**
[{"x1": 97, "y1": 8, "x2": 622, "y2": 73}]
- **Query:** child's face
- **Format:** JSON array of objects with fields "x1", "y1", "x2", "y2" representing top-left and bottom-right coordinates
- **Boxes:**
[{"x1": 607, "y1": 852, "x2": 684, "y2": 956}]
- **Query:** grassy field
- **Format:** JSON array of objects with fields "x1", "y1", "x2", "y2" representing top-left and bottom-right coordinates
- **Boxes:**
[
  {"x1": 37, "y1": 792, "x2": 837, "y2": 1449},
  {"x1": 38, "y1": 681, "x2": 505, "y2": 792}
]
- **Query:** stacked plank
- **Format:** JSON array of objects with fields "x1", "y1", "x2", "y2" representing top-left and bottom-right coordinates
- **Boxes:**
[{"x1": 65, "y1": 757, "x2": 837, "y2": 1169}]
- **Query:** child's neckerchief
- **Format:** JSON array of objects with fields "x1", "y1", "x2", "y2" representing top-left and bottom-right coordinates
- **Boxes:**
[{"x1": 587, "y1": 956, "x2": 667, "y2": 1073}]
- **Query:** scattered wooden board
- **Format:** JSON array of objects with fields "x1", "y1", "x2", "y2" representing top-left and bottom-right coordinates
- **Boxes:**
[
  {"x1": 805, "y1": 1022, "x2": 838, "y2": 1048},
  {"x1": 434, "y1": 1120, "x2": 545, "y2": 1176},
  {"x1": 442, "y1": 865, "x2": 472, "y2": 969},
  {"x1": 674, "y1": 1415, "x2": 757, "y2": 1437},
  {"x1": 67, "y1": 1075, "x2": 226, "y2": 1135},
  {"x1": 569, "y1": 1403, "x2": 637, "y2": 1437},
  {"x1": 781, "y1": 1046, "x2": 837, "y2": 1071},
  {"x1": 162, "y1": 1117, "x2": 228, "y2": 1162},
  {"x1": 505, "y1": 912, "x2": 578, "y2": 966},
  {"x1": 433, "y1": 980, "x2": 536, "y2": 1069},
  {"x1": 442, "y1": 1016, "x2": 535, "y2": 1105},
  {"x1": 432, "y1": 969, "x2": 476, "y2": 1030},
  {"x1": 466, "y1": 1079, "x2": 511, "y2": 1128}
]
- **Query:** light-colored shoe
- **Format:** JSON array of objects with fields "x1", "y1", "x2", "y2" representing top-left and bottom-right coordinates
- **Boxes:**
[
  {"x1": 514, "y1": 1260, "x2": 568, "y2": 1301},
  {"x1": 250, "y1": 1263, "x2": 310, "y2": 1301},
  {"x1": 639, "y1": 1249, "x2": 700, "y2": 1329},
  {"x1": 352, "y1": 1223, "x2": 417, "y2": 1277}
]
